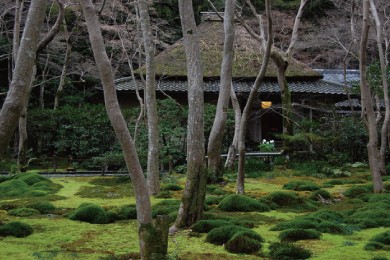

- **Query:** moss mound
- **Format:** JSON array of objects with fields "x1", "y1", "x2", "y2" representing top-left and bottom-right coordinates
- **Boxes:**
[
  {"x1": 161, "y1": 183, "x2": 183, "y2": 191},
  {"x1": 283, "y1": 181, "x2": 320, "y2": 191},
  {"x1": 206, "y1": 225, "x2": 263, "y2": 245},
  {"x1": 343, "y1": 185, "x2": 372, "y2": 198},
  {"x1": 309, "y1": 189, "x2": 331, "y2": 201},
  {"x1": 225, "y1": 231, "x2": 262, "y2": 254},
  {"x1": 0, "y1": 221, "x2": 33, "y2": 238},
  {"x1": 8, "y1": 208, "x2": 40, "y2": 217},
  {"x1": 154, "y1": 190, "x2": 173, "y2": 198},
  {"x1": 206, "y1": 185, "x2": 228, "y2": 195},
  {"x1": 364, "y1": 231, "x2": 390, "y2": 251},
  {"x1": 14, "y1": 172, "x2": 50, "y2": 186},
  {"x1": 268, "y1": 242, "x2": 312, "y2": 259},
  {"x1": 69, "y1": 203, "x2": 109, "y2": 224},
  {"x1": 260, "y1": 191, "x2": 317, "y2": 211},
  {"x1": 279, "y1": 229, "x2": 321, "y2": 242},
  {"x1": 205, "y1": 195, "x2": 224, "y2": 205},
  {"x1": 218, "y1": 194, "x2": 270, "y2": 212},
  {"x1": 191, "y1": 219, "x2": 231, "y2": 233},
  {"x1": 347, "y1": 203, "x2": 390, "y2": 229},
  {"x1": 107, "y1": 205, "x2": 137, "y2": 222},
  {"x1": 27, "y1": 201, "x2": 56, "y2": 214}
]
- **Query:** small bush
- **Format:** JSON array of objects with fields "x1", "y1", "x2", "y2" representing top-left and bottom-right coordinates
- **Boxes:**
[
  {"x1": 365, "y1": 242, "x2": 385, "y2": 251},
  {"x1": 69, "y1": 203, "x2": 109, "y2": 224},
  {"x1": 364, "y1": 231, "x2": 390, "y2": 251},
  {"x1": 8, "y1": 208, "x2": 40, "y2": 217},
  {"x1": 268, "y1": 242, "x2": 312, "y2": 260},
  {"x1": 309, "y1": 189, "x2": 331, "y2": 201},
  {"x1": 270, "y1": 217, "x2": 321, "y2": 231},
  {"x1": 27, "y1": 201, "x2": 55, "y2": 214},
  {"x1": 0, "y1": 221, "x2": 33, "y2": 237},
  {"x1": 225, "y1": 231, "x2": 262, "y2": 254},
  {"x1": 191, "y1": 219, "x2": 231, "y2": 233},
  {"x1": 261, "y1": 191, "x2": 307, "y2": 208},
  {"x1": 205, "y1": 195, "x2": 223, "y2": 205},
  {"x1": 279, "y1": 229, "x2": 321, "y2": 242},
  {"x1": 218, "y1": 194, "x2": 270, "y2": 212},
  {"x1": 14, "y1": 173, "x2": 51, "y2": 186},
  {"x1": 152, "y1": 200, "x2": 180, "y2": 218},
  {"x1": 107, "y1": 205, "x2": 137, "y2": 222},
  {"x1": 283, "y1": 181, "x2": 320, "y2": 191},
  {"x1": 161, "y1": 183, "x2": 183, "y2": 191},
  {"x1": 343, "y1": 185, "x2": 372, "y2": 198},
  {"x1": 317, "y1": 220, "x2": 346, "y2": 234},
  {"x1": 154, "y1": 190, "x2": 172, "y2": 198},
  {"x1": 310, "y1": 210, "x2": 345, "y2": 222},
  {"x1": 347, "y1": 208, "x2": 390, "y2": 228},
  {"x1": 206, "y1": 225, "x2": 262, "y2": 245}
]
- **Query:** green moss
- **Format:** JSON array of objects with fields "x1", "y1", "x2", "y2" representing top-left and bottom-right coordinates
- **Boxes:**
[
  {"x1": 218, "y1": 194, "x2": 270, "y2": 212},
  {"x1": 8, "y1": 208, "x2": 40, "y2": 217},
  {"x1": 161, "y1": 183, "x2": 183, "y2": 191},
  {"x1": 191, "y1": 219, "x2": 231, "y2": 233},
  {"x1": 343, "y1": 185, "x2": 372, "y2": 198},
  {"x1": 107, "y1": 205, "x2": 137, "y2": 222},
  {"x1": 364, "y1": 231, "x2": 390, "y2": 251},
  {"x1": 283, "y1": 181, "x2": 320, "y2": 191},
  {"x1": 224, "y1": 231, "x2": 262, "y2": 254},
  {"x1": 205, "y1": 195, "x2": 224, "y2": 205},
  {"x1": 0, "y1": 221, "x2": 33, "y2": 238},
  {"x1": 309, "y1": 189, "x2": 332, "y2": 201},
  {"x1": 155, "y1": 190, "x2": 173, "y2": 198},
  {"x1": 279, "y1": 229, "x2": 321, "y2": 242},
  {"x1": 268, "y1": 242, "x2": 312, "y2": 259},
  {"x1": 206, "y1": 225, "x2": 263, "y2": 246},
  {"x1": 27, "y1": 201, "x2": 56, "y2": 214},
  {"x1": 69, "y1": 203, "x2": 109, "y2": 224}
]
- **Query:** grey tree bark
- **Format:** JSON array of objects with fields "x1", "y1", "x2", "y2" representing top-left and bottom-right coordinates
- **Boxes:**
[
  {"x1": 79, "y1": 0, "x2": 168, "y2": 258},
  {"x1": 225, "y1": 84, "x2": 241, "y2": 170},
  {"x1": 169, "y1": 0, "x2": 207, "y2": 232},
  {"x1": 207, "y1": 0, "x2": 235, "y2": 181},
  {"x1": 359, "y1": 0, "x2": 384, "y2": 193},
  {"x1": 137, "y1": 0, "x2": 160, "y2": 195},
  {"x1": 237, "y1": 0, "x2": 272, "y2": 194},
  {"x1": 0, "y1": 0, "x2": 48, "y2": 158}
]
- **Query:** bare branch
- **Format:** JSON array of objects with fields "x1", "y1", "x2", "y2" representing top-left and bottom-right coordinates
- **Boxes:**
[{"x1": 286, "y1": 0, "x2": 309, "y2": 57}]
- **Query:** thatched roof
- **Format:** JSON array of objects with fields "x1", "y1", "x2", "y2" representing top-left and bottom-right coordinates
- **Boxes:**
[{"x1": 137, "y1": 20, "x2": 322, "y2": 79}]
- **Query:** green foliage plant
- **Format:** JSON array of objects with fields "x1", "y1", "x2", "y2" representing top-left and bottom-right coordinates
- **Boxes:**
[
  {"x1": 343, "y1": 185, "x2": 372, "y2": 198},
  {"x1": 27, "y1": 201, "x2": 56, "y2": 214},
  {"x1": 8, "y1": 208, "x2": 40, "y2": 217},
  {"x1": 191, "y1": 219, "x2": 231, "y2": 233},
  {"x1": 224, "y1": 231, "x2": 262, "y2": 254},
  {"x1": 0, "y1": 221, "x2": 34, "y2": 238},
  {"x1": 278, "y1": 228, "x2": 321, "y2": 242},
  {"x1": 268, "y1": 242, "x2": 312, "y2": 260},
  {"x1": 154, "y1": 190, "x2": 173, "y2": 198},
  {"x1": 282, "y1": 181, "x2": 320, "y2": 191},
  {"x1": 364, "y1": 231, "x2": 390, "y2": 251},
  {"x1": 205, "y1": 195, "x2": 224, "y2": 205},
  {"x1": 309, "y1": 189, "x2": 331, "y2": 201},
  {"x1": 218, "y1": 194, "x2": 270, "y2": 212},
  {"x1": 206, "y1": 225, "x2": 263, "y2": 245},
  {"x1": 107, "y1": 205, "x2": 137, "y2": 222},
  {"x1": 161, "y1": 183, "x2": 183, "y2": 191},
  {"x1": 68, "y1": 203, "x2": 109, "y2": 224}
]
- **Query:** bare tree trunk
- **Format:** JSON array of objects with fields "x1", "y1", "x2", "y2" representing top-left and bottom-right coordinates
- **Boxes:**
[
  {"x1": 79, "y1": 1, "x2": 168, "y2": 258},
  {"x1": 237, "y1": 0, "x2": 272, "y2": 194},
  {"x1": 360, "y1": 0, "x2": 384, "y2": 193},
  {"x1": 0, "y1": 0, "x2": 47, "y2": 158},
  {"x1": 170, "y1": 0, "x2": 206, "y2": 233},
  {"x1": 12, "y1": 0, "x2": 23, "y2": 71},
  {"x1": 225, "y1": 84, "x2": 241, "y2": 170},
  {"x1": 138, "y1": 0, "x2": 160, "y2": 195},
  {"x1": 207, "y1": 0, "x2": 235, "y2": 181},
  {"x1": 369, "y1": 0, "x2": 390, "y2": 177}
]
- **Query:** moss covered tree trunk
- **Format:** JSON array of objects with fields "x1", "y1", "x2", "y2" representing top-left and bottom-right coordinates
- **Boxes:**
[
  {"x1": 79, "y1": 0, "x2": 168, "y2": 258},
  {"x1": 169, "y1": 0, "x2": 207, "y2": 232}
]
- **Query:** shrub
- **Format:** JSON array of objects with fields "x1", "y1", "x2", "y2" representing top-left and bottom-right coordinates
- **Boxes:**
[
  {"x1": 364, "y1": 231, "x2": 390, "y2": 251},
  {"x1": 347, "y1": 208, "x2": 390, "y2": 228},
  {"x1": 343, "y1": 185, "x2": 372, "y2": 198},
  {"x1": 0, "y1": 180, "x2": 30, "y2": 198},
  {"x1": 154, "y1": 190, "x2": 172, "y2": 198},
  {"x1": 205, "y1": 195, "x2": 223, "y2": 205},
  {"x1": 69, "y1": 204, "x2": 109, "y2": 224},
  {"x1": 309, "y1": 189, "x2": 331, "y2": 201},
  {"x1": 279, "y1": 229, "x2": 321, "y2": 242},
  {"x1": 261, "y1": 191, "x2": 304, "y2": 208},
  {"x1": 283, "y1": 181, "x2": 320, "y2": 191},
  {"x1": 0, "y1": 221, "x2": 34, "y2": 237},
  {"x1": 225, "y1": 231, "x2": 262, "y2": 254},
  {"x1": 27, "y1": 201, "x2": 55, "y2": 214},
  {"x1": 270, "y1": 217, "x2": 321, "y2": 231},
  {"x1": 218, "y1": 194, "x2": 270, "y2": 212},
  {"x1": 268, "y1": 242, "x2": 312, "y2": 260},
  {"x1": 152, "y1": 200, "x2": 180, "y2": 218},
  {"x1": 309, "y1": 210, "x2": 345, "y2": 222},
  {"x1": 107, "y1": 205, "x2": 137, "y2": 222},
  {"x1": 206, "y1": 225, "x2": 262, "y2": 245},
  {"x1": 8, "y1": 208, "x2": 40, "y2": 217},
  {"x1": 191, "y1": 219, "x2": 231, "y2": 233},
  {"x1": 14, "y1": 173, "x2": 51, "y2": 186},
  {"x1": 161, "y1": 183, "x2": 183, "y2": 191},
  {"x1": 317, "y1": 220, "x2": 347, "y2": 234}
]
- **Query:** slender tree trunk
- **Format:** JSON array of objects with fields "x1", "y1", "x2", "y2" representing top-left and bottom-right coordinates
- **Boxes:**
[
  {"x1": 225, "y1": 84, "x2": 241, "y2": 170},
  {"x1": 237, "y1": 0, "x2": 272, "y2": 194},
  {"x1": 360, "y1": 0, "x2": 384, "y2": 192},
  {"x1": 207, "y1": 0, "x2": 235, "y2": 181},
  {"x1": 0, "y1": 0, "x2": 48, "y2": 158},
  {"x1": 79, "y1": 1, "x2": 168, "y2": 258},
  {"x1": 369, "y1": 0, "x2": 390, "y2": 176},
  {"x1": 138, "y1": 0, "x2": 160, "y2": 195},
  {"x1": 170, "y1": 0, "x2": 206, "y2": 232}
]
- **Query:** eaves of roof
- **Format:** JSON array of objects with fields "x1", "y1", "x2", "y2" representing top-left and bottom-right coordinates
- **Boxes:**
[{"x1": 114, "y1": 78, "x2": 350, "y2": 96}]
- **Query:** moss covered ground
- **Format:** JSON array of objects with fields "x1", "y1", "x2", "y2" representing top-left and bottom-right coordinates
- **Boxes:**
[{"x1": 0, "y1": 167, "x2": 389, "y2": 259}]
